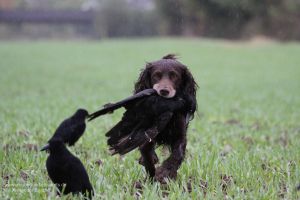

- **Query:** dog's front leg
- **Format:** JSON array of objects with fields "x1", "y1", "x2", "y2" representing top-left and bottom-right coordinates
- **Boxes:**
[
  {"x1": 139, "y1": 141, "x2": 157, "y2": 179},
  {"x1": 155, "y1": 137, "x2": 187, "y2": 183},
  {"x1": 155, "y1": 114, "x2": 187, "y2": 184}
]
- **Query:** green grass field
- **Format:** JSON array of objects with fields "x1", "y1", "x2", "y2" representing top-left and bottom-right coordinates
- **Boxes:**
[{"x1": 1, "y1": 38, "x2": 300, "y2": 199}]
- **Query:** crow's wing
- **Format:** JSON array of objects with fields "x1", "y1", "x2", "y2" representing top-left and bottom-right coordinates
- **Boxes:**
[
  {"x1": 49, "y1": 118, "x2": 72, "y2": 142},
  {"x1": 49, "y1": 118, "x2": 86, "y2": 146},
  {"x1": 66, "y1": 122, "x2": 86, "y2": 146},
  {"x1": 110, "y1": 111, "x2": 173, "y2": 155},
  {"x1": 106, "y1": 107, "x2": 144, "y2": 147},
  {"x1": 88, "y1": 89, "x2": 156, "y2": 121}
]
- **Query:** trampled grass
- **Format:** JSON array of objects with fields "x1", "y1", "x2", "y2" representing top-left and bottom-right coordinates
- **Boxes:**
[{"x1": 0, "y1": 38, "x2": 300, "y2": 199}]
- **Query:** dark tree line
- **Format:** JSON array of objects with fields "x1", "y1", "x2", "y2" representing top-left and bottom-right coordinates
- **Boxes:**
[
  {"x1": 155, "y1": 0, "x2": 300, "y2": 40},
  {"x1": 93, "y1": 0, "x2": 300, "y2": 40}
]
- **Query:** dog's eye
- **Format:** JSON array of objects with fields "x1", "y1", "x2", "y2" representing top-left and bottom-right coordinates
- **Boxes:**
[
  {"x1": 152, "y1": 72, "x2": 162, "y2": 81},
  {"x1": 169, "y1": 71, "x2": 178, "y2": 80}
]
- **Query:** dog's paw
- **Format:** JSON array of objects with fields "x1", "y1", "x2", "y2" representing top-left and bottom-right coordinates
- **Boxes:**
[{"x1": 154, "y1": 167, "x2": 177, "y2": 184}]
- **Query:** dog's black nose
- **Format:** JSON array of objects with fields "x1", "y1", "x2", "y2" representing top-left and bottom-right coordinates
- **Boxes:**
[{"x1": 159, "y1": 89, "x2": 170, "y2": 97}]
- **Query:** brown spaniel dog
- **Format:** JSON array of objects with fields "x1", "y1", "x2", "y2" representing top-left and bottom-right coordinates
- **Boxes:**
[{"x1": 134, "y1": 54, "x2": 198, "y2": 183}]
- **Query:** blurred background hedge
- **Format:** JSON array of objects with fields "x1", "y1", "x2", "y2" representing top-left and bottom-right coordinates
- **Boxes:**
[{"x1": 0, "y1": 0, "x2": 299, "y2": 40}]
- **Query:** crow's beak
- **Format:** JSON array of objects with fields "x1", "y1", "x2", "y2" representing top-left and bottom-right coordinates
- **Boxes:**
[{"x1": 40, "y1": 144, "x2": 50, "y2": 151}]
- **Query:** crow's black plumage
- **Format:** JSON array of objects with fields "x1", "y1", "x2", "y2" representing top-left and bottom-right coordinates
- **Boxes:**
[
  {"x1": 106, "y1": 95, "x2": 186, "y2": 155},
  {"x1": 43, "y1": 138, "x2": 94, "y2": 199},
  {"x1": 41, "y1": 109, "x2": 88, "y2": 151},
  {"x1": 88, "y1": 89, "x2": 156, "y2": 121}
]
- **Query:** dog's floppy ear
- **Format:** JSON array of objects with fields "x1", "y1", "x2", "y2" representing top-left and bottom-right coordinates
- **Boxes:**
[
  {"x1": 181, "y1": 66, "x2": 198, "y2": 116},
  {"x1": 134, "y1": 63, "x2": 153, "y2": 93}
]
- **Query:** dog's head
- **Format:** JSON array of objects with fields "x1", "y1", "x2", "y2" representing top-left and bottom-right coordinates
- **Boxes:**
[{"x1": 134, "y1": 54, "x2": 197, "y2": 98}]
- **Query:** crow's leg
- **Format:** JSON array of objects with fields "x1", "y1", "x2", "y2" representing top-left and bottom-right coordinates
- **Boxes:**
[{"x1": 55, "y1": 183, "x2": 63, "y2": 195}]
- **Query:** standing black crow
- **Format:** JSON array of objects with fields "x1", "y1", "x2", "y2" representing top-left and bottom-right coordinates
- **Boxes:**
[
  {"x1": 41, "y1": 109, "x2": 88, "y2": 151},
  {"x1": 42, "y1": 138, "x2": 94, "y2": 199}
]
